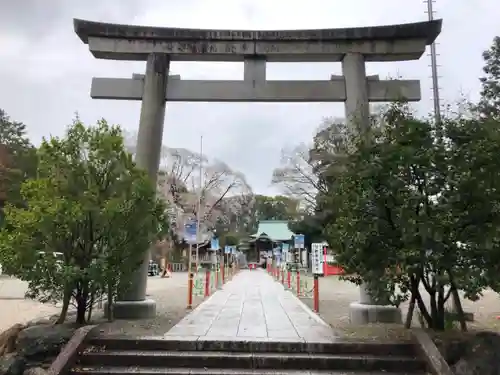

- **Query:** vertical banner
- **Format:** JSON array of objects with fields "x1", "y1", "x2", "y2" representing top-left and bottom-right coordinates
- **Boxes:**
[
  {"x1": 301, "y1": 249, "x2": 308, "y2": 268},
  {"x1": 273, "y1": 246, "x2": 281, "y2": 266},
  {"x1": 282, "y1": 243, "x2": 290, "y2": 263},
  {"x1": 210, "y1": 238, "x2": 220, "y2": 250},
  {"x1": 184, "y1": 220, "x2": 197, "y2": 244}
]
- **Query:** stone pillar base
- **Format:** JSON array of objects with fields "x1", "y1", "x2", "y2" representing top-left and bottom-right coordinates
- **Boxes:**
[
  {"x1": 349, "y1": 302, "x2": 402, "y2": 325},
  {"x1": 104, "y1": 298, "x2": 156, "y2": 320}
]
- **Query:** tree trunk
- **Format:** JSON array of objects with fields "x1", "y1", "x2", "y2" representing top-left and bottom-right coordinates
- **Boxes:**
[
  {"x1": 405, "y1": 276, "x2": 421, "y2": 329},
  {"x1": 106, "y1": 282, "x2": 113, "y2": 322},
  {"x1": 76, "y1": 294, "x2": 87, "y2": 325},
  {"x1": 405, "y1": 293, "x2": 416, "y2": 328},
  {"x1": 87, "y1": 292, "x2": 94, "y2": 323},
  {"x1": 415, "y1": 288, "x2": 432, "y2": 328},
  {"x1": 56, "y1": 285, "x2": 72, "y2": 324},
  {"x1": 451, "y1": 285, "x2": 468, "y2": 332},
  {"x1": 429, "y1": 287, "x2": 446, "y2": 330},
  {"x1": 437, "y1": 283, "x2": 446, "y2": 329}
]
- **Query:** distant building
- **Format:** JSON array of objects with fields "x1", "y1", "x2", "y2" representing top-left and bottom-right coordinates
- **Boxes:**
[{"x1": 246, "y1": 220, "x2": 296, "y2": 264}]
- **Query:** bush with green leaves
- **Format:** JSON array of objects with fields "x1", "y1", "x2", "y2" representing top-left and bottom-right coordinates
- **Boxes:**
[
  {"x1": 0, "y1": 119, "x2": 168, "y2": 324},
  {"x1": 323, "y1": 103, "x2": 500, "y2": 331}
]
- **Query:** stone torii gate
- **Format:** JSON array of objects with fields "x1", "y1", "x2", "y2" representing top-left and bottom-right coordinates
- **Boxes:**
[{"x1": 74, "y1": 18, "x2": 442, "y2": 321}]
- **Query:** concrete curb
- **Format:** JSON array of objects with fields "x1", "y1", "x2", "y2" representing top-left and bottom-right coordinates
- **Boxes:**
[
  {"x1": 284, "y1": 289, "x2": 330, "y2": 327},
  {"x1": 412, "y1": 329, "x2": 454, "y2": 375},
  {"x1": 48, "y1": 324, "x2": 97, "y2": 375}
]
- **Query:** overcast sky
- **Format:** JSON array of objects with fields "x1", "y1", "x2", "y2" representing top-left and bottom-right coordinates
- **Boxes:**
[{"x1": 0, "y1": 0, "x2": 498, "y2": 194}]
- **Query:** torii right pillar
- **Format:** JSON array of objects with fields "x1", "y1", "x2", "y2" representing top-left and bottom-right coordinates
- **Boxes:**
[{"x1": 342, "y1": 52, "x2": 402, "y2": 324}]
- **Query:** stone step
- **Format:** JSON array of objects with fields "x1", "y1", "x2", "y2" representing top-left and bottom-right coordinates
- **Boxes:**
[
  {"x1": 78, "y1": 350, "x2": 426, "y2": 372},
  {"x1": 72, "y1": 366, "x2": 423, "y2": 375},
  {"x1": 87, "y1": 337, "x2": 416, "y2": 356}
]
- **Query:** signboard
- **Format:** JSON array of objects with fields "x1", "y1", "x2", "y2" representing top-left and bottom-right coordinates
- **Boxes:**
[
  {"x1": 184, "y1": 220, "x2": 197, "y2": 244},
  {"x1": 294, "y1": 234, "x2": 305, "y2": 249},
  {"x1": 210, "y1": 238, "x2": 220, "y2": 250},
  {"x1": 311, "y1": 242, "x2": 324, "y2": 275}
]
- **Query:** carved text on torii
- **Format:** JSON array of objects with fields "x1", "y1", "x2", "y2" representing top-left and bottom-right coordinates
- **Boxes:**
[{"x1": 113, "y1": 40, "x2": 364, "y2": 55}]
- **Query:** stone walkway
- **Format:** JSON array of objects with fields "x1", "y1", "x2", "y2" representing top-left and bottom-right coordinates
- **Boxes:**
[{"x1": 165, "y1": 269, "x2": 338, "y2": 342}]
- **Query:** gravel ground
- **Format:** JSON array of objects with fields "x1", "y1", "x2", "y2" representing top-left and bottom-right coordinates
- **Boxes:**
[
  {"x1": 0, "y1": 273, "x2": 205, "y2": 336},
  {"x1": 93, "y1": 272, "x2": 205, "y2": 337},
  {"x1": 0, "y1": 276, "x2": 60, "y2": 332},
  {"x1": 296, "y1": 274, "x2": 500, "y2": 339}
]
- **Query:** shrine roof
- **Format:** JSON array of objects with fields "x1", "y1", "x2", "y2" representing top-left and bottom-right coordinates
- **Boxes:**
[{"x1": 251, "y1": 220, "x2": 296, "y2": 242}]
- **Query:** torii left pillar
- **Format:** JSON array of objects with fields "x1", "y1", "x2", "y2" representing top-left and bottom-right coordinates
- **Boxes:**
[{"x1": 108, "y1": 53, "x2": 170, "y2": 319}]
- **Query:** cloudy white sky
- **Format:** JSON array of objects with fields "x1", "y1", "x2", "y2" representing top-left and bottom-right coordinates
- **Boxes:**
[{"x1": 0, "y1": 0, "x2": 498, "y2": 194}]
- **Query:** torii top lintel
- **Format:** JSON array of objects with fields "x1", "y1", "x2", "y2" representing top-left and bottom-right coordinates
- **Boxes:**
[{"x1": 73, "y1": 18, "x2": 442, "y2": 62}]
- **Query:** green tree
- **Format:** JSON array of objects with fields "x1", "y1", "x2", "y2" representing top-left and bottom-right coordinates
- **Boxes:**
[
  {"x1": 254, "y1": 195, "x2": 299, "y2": 221},
  {"x1": 0, "y1": 119, "x2": 168, "y2": 324},
  {"x1": 324, "y1": 104, "x2": 500, "y2": 331},
  {"x1": 444, "y1": 114, "x2": 500, "y2": 297},
  {"x1": 288, "y1": 120, "x2": 351, "y2": 247},
  {"x1": 219, "y1": 232, "x2": 240, "y2": 247},
  {"x1": 479, "y1": 36, "x2": 500, "y2": 119},
  {"x1": 0, "y1": 109, "x2": 37, "y2": 216}
]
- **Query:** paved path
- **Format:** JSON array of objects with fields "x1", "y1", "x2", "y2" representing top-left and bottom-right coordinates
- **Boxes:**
[{"x1": 165, "y1": 269, "x2": 338, "y2": 342}]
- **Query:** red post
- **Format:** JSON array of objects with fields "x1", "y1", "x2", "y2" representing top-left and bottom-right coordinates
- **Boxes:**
[
  {"x1": 267, "y1": 262, "x2": 271, "y2": 274},
  {"x1": 296, "y1": 270, "x2": 301, "y2": 296},
  {"x1": 204, "y1": 269, "x2": 210, "y2": 297},
  {"x1": 215, "y1": 266, "x2": 219, "y2": 287},
  {"x1": 313, "y1": 274, "x2": 319, "y2": 312},
  {"x1": 187, "y1": 272, "x2": 193, "y2": 309},
  {"x1": 287, "y1": 271, "x2": 291, "y2": 289},
  {"x1": 221, "y1": 261, "x2": 225, "y2": 284}
]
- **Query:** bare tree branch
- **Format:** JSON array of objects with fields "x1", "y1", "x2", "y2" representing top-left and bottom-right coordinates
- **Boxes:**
[{"x1": 125, "y1": 133, "x2": 254, "y2": 240}]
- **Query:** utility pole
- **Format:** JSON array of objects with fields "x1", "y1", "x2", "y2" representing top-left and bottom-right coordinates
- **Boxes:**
[{"x1": 425, "y1": 0, "x2": 442, "y2": 124}]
